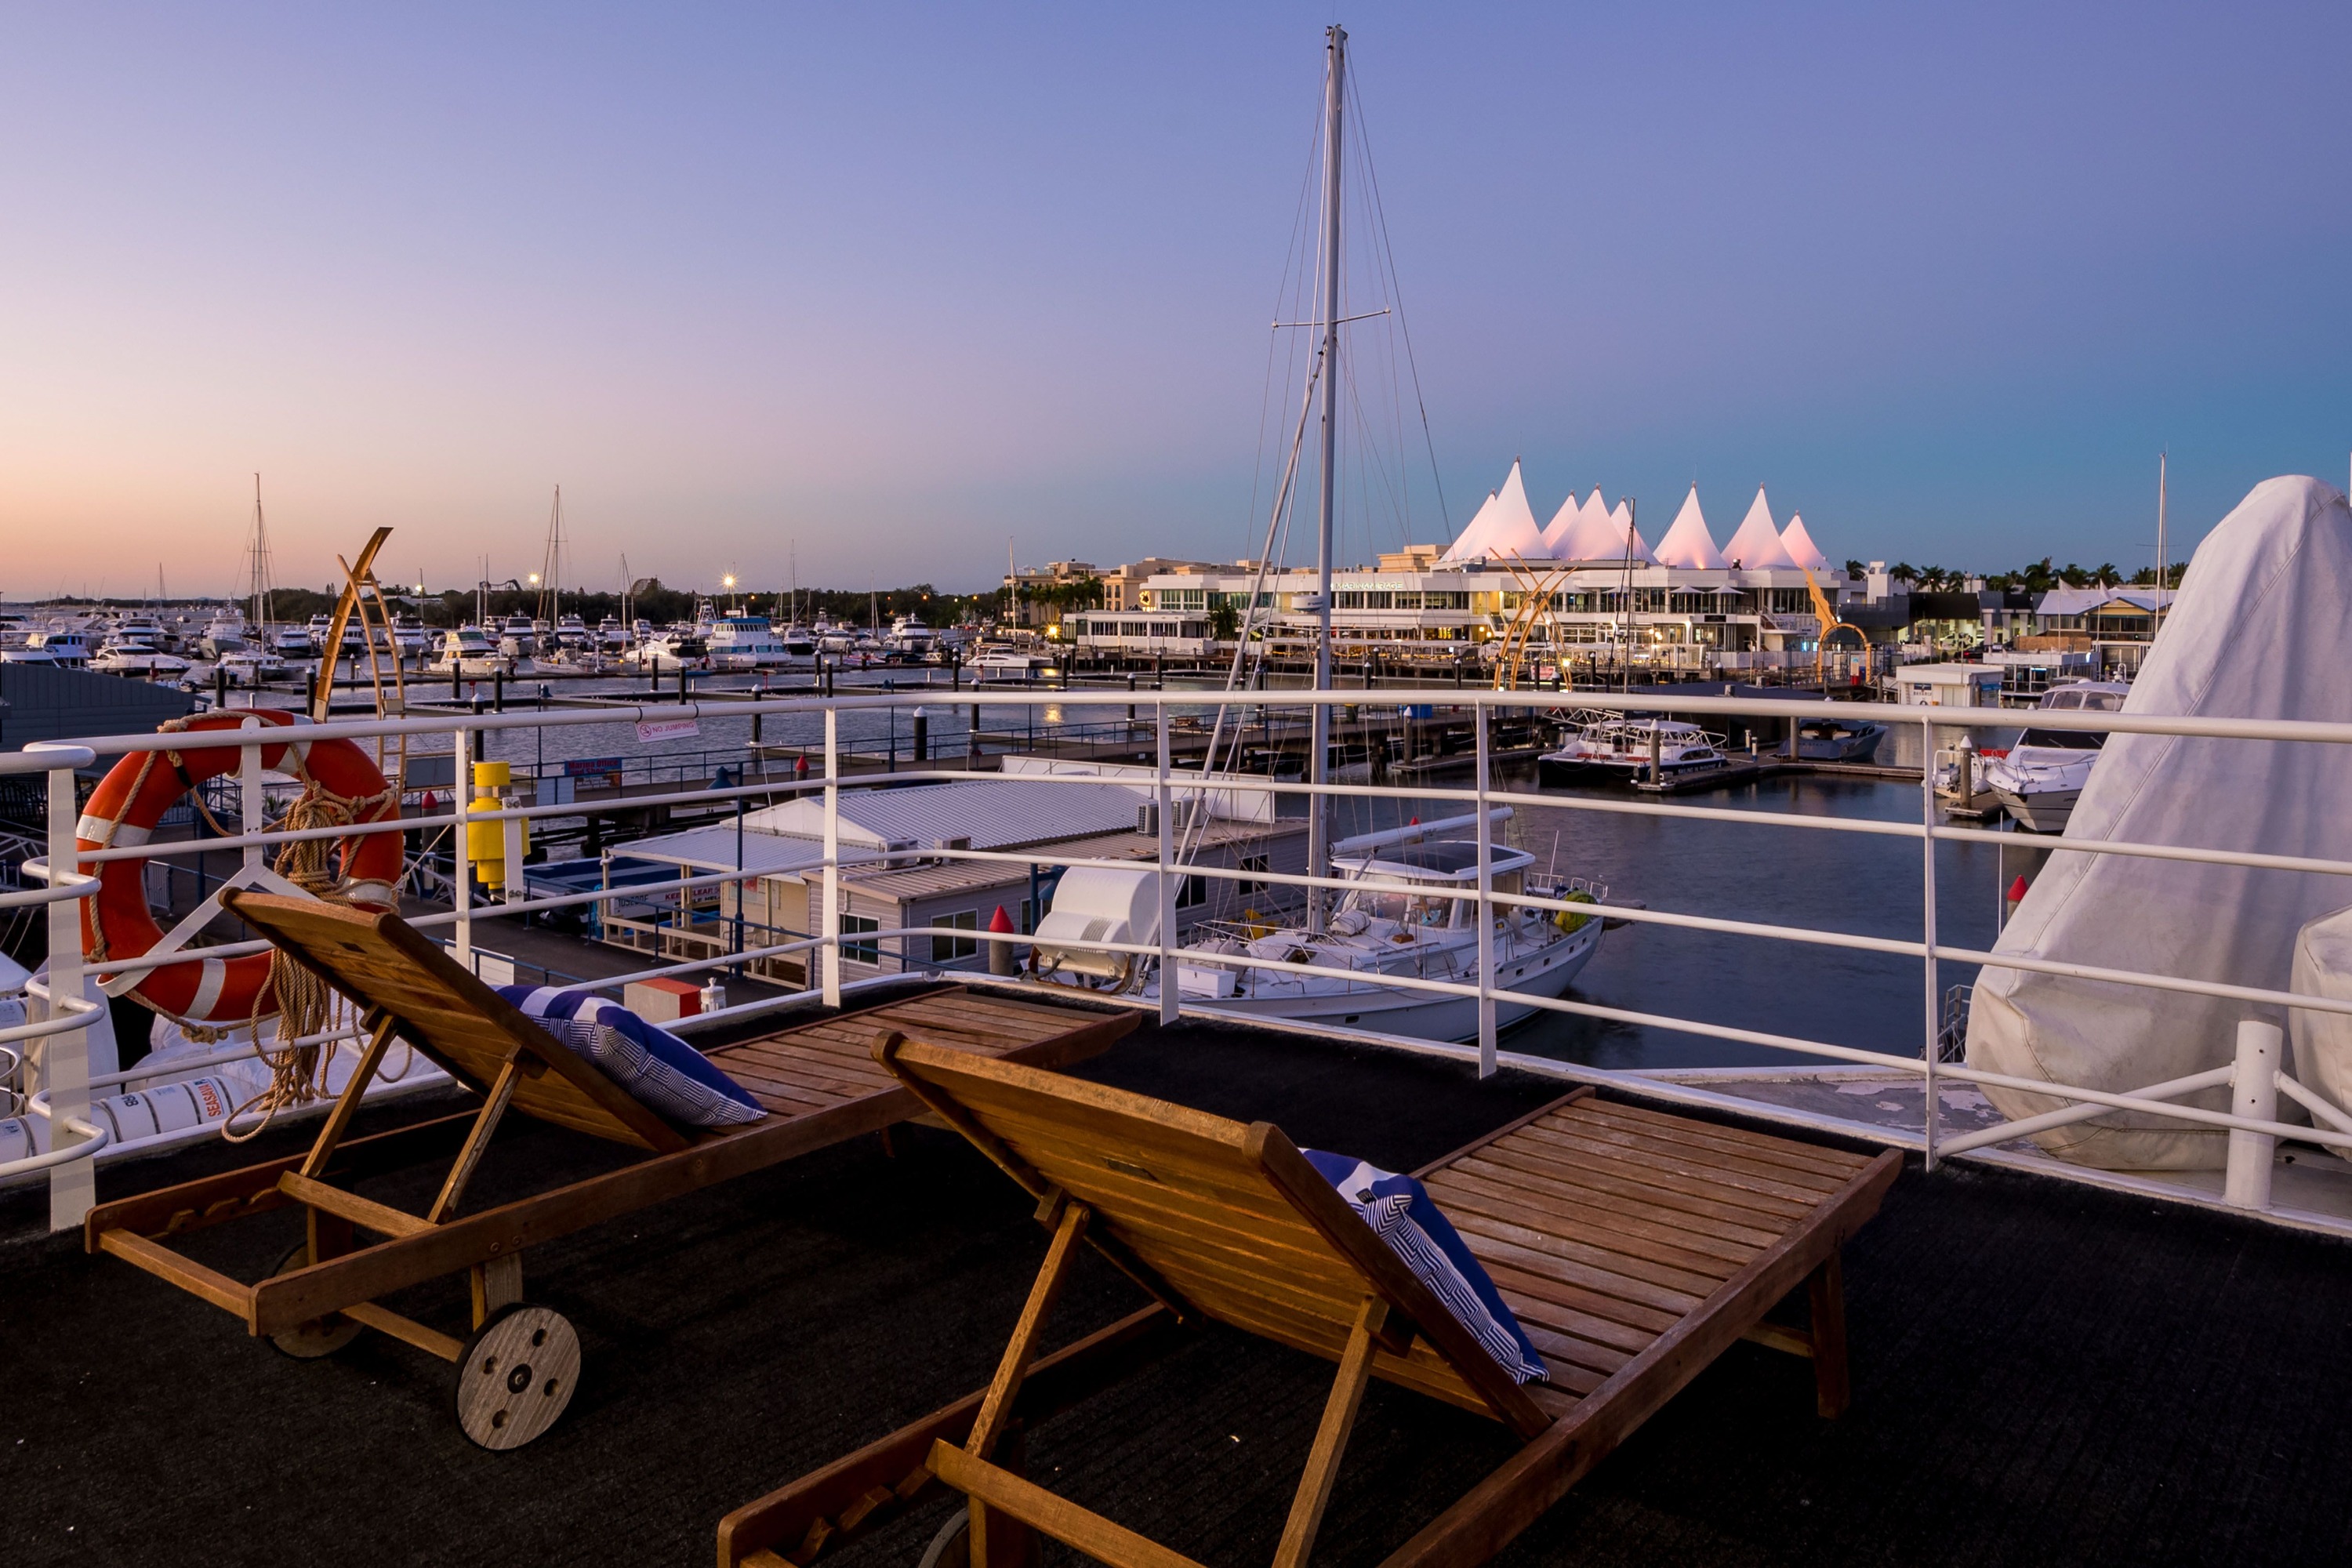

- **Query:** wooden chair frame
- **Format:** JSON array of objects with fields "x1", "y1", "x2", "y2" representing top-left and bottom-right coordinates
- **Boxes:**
[
  {"x1": 717, "y1": 1034, "x2": 1899, "y2": 1568},
  {"x1": 86, "y1": 894, "x2": 1134, "y2": 1377}
]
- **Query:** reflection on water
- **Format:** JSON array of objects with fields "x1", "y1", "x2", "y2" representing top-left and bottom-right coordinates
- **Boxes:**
[{"x1": 1333, "y1": 768, "x2": 1999, "y2": 1073}]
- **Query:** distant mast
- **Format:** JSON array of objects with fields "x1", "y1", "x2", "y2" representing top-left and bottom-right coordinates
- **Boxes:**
[
  {"x1": 245, "y1": 474, "x2": 275, "y2": 633},
  {"x1": 2155, "y1": 452, "x2": 2168, "y2": 629},
  {"x1": 1306, "y1": 22, "x2": 1346, "y2": 932}
]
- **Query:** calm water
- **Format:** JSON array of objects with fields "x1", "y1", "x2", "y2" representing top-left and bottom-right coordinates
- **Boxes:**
[{"x1": 442, "y1": 681, "x2": 2002, "y2": 1073}]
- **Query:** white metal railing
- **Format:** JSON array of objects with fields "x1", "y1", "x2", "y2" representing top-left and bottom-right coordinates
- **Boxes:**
[{"x1": 11, "y1": 688, "x2": 2352, "y2": 1236}]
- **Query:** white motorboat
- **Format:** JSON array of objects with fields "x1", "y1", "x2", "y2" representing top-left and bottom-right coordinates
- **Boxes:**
[
  {"x1": 495, "y1": 613, "x2": 542, "y2": 660},
  {"x1": 2, "y1": 626, "x2": 96, "y2": 666},
  {"x1": 1539, "y1": 711, "x2": 1729, "y2": 786},
  {"x1": 1984, "y1": 680, "x2": 2128, "y2": 833},
  {"x1": 269, "y1": 623, "x2": 316, "y2": 661},
  {"x1": 209, "y1": 648, "x2": 288, "y2": 687},
  {"x1": 1044, "y1": 823, "x2": 1603, "y2": 1042},
  {"x1": 388, "y1": 613, "x2": 432, "y2": 657},
  {"x1": 89, "y1": 635, "x2": 191, "y2": 678},
  {"x1": 887, "y1": 615, "x2": 938, "y2": 659},
  {"x1": 706, "y1": 614, "x2": 815, "y2": 671},
  {"x1": 553, "y1": 613, "x2": 592, "y2": 650},
  {"x1": 622, "y1": 627, "x2": 707, "y2": 670},
  {"x1": 428, "y1": 626, "x2": 511, "y2": 676},
  {"x1": 199, "y1": 611, "x2": 252, "y2": 657}
]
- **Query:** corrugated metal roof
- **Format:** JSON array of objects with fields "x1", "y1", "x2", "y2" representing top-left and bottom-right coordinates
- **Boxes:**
[
  {"x1": 606, "y1": 826, "x2": 837, "y2": 876},
  {"x1": 840, "y1": 817, "x2": 1303, "y2": 901},
  {"x1": 743, "y1": 778, "x2": 1149, "y2": 851}
]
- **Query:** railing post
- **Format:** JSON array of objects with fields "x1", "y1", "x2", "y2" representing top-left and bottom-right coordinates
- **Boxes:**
[
  {"x1": 239, "y1": 715, "x2": 265, "y2": 876},
  {"x1": 2225, "y1": 1019, "x2": 2282, "y2": 1210},
  {"x1": 1475, "y1": 700, "x2": 1496, "y2": 1077},
  {"x1": 1158, "y1": 701, "x2": 1178, "y2": 1027},
  {"x1": 452, "y1": 727, "x2": 473, "y2": 969},
  {"x1": 1920, "y1": 713, "x2": 1940, "y2": 1171},
  {"x1": 45, "y1": 758, "x2": 95, "y2": 1231},
  {"x1": 822, "y1": 706, "x2": 841, "y2": 1007}
]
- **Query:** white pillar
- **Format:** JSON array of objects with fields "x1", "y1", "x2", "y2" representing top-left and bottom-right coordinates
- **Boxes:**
[
  {"x1": 822, "y1": 707, "x2": 841, "y2": 1007},
  {"x1": 1475, "y1": 702, "x2": 1495, "y2": 1077},
  {"x1": 1158, "y1": 702, "x2": 1178, "y2": 1027},
  {"x1": 2224, "y1": 1018, "x2": 2282, "y2": 1211},
  {"x1": 45, "y1": 760, "x2": 95, "y2": 1231}
]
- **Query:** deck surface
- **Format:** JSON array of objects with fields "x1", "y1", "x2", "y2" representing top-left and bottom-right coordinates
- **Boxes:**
[
  {"x1": 1432, "y1": 1096, "x2": 1879, "y2": 1409},
  {"x1": 707, "y1": 988, "x2": 1110, "y2": 1119},
  {"x1": 6, "y1": 1003, "x2": 2351, "y2": 1566}
]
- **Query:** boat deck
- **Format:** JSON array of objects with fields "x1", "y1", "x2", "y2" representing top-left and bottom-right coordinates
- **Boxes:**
[{"x1": 8, "y1": 1000, "x2": 2350, "y2": 1566}]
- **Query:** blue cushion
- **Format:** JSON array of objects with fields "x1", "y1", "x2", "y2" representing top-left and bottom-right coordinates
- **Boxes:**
[
  {"x1": 495, "y1": 985, "x2": 765, "y2": 1128},
  {"x1": 1302, "y1": 1148, "x2": 1546, "y2": 1384}
]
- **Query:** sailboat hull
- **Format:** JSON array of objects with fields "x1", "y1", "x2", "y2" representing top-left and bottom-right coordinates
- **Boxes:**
[{"x1": 1178, "y1": 924, "x2": 1599, "y2": 1043}]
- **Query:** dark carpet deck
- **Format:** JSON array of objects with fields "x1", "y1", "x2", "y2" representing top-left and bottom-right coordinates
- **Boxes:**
[{"x1": 7, "y1": 1007, "x2": 2351, "y2": 1567}]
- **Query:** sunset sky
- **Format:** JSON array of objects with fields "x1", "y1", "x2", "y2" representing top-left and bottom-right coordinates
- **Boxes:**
[{"x1": 5, "y1": 3, "x2": 2348, "y2": 598}]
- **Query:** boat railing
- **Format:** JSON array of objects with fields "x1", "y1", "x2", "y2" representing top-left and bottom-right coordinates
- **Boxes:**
[{"x1": 13, "y1": 688, "x2": 2352, "y2": 1238}]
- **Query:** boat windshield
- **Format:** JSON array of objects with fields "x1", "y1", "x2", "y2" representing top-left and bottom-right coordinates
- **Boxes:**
[
  {"x1": 2017, "y1": 728, "x2": 2103, "y2": 751},
  {"x1": 1345, "y1": 886, "x2": 1457, "y2": 927}
]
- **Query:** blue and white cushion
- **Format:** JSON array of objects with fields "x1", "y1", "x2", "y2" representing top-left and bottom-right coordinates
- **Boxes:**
[
  {"x1": 494, "y1": 985, "x2": 765, "y2": 1128},
  {"x1": 1302, "y1": 1148, "x2": 1547, "y2": 1384}
]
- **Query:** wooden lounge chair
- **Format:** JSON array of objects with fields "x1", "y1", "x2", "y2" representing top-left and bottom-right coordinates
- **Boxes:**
[
  {"x1": 718, "y1": 1034, "x2": 1900, "y2": 1568},
  {"x1": 83, "y1": 892, "x2": 1134, "y2": 1450}
]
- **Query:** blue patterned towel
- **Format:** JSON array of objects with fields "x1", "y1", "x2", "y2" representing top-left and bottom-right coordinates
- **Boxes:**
[
  {"x1": 495, "y1": 985, "x2": 765, "y2": 1128},
  {"x1": 1302, "y1": 1149, "x2": 1546, "y2": 1384}
]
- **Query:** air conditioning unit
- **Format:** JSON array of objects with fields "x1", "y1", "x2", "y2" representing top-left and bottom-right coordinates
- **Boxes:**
[{"x1": 1136, "y1": 800, "x2": 1202, "y2": 837}]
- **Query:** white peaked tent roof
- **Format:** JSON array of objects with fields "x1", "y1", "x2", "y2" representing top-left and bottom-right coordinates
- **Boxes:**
[
  {"x1": 1780, "y1": 513, "x2": 1832, "y2": 572},
  {"x1": 1537, "y1": 493, "x2": 1581, "y2": 556},
  {"x1": 1440, "y1": 489, "x2": 1503, "y2": 562},
  {"x1": 1651, "y1": 486, "x2": 1728, "y2": 569},
  {"x1": 1556, "y1": 487, "x2": 1649, "y2": 561},
  {"x1": 1722, "y1": 487, "x2": 1797, "y2": 569},
  {"x1": 1609, "y1": 499, "x2": 1656, "y2": 563},
  {"x1": 1442, "y1": 461, "x2": 1544, "y2": 561}
]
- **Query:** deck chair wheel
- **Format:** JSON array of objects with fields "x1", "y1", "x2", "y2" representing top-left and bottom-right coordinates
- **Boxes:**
[
  {"x1": 264, "y1": 1243, "x2": 364, "y2": 1359},
  {"x1": 914, "y1": 1508, "x2": 968, "y2": 1568},
  {"x1": 454, "y1": 1303, "x2": 581, "y2": 1450}
]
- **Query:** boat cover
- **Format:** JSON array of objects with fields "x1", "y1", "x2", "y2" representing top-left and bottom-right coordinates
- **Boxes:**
[
  {"x1": 1965, "y1": 476, "x2": 2352, "y2": 1168},
  {"x1": 2288, "y1": 906, "x2": 2352, "y2": 1160}
]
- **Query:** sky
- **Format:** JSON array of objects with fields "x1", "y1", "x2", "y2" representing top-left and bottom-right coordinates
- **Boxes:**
[{"x1": 3, "y1": 2, "x2": 2349, "y2": 599}]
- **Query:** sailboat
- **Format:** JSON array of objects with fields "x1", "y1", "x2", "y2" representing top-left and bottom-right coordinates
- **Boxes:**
[{"x1": 1040, "y1": 27, "x2": 1604, "y2": 1043}]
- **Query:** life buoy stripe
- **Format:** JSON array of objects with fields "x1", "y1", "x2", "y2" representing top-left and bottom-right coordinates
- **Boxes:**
[{"x1": 78, "y1": 709, "x2": 403, "y2": 1025}]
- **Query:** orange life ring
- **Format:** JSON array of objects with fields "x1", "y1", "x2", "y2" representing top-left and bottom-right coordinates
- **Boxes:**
[{"x1": 76, "y1": 710, "x2": 404, "y2": 1023}]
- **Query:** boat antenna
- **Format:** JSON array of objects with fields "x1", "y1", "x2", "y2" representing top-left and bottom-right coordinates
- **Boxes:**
[
  {"x1": 1618, "y1": 497, "x2": 1637, "y2": 695},
  {"x1": 1304, "y1": 20, "x2": 1345, "y2": 935},
  {"x1": 2154, "y1": 450, "x2": 2168, "y2": 629}
]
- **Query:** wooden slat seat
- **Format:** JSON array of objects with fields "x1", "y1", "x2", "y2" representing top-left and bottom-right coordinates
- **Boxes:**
[
  {"x1": 85, "y1": 893, "x2": 1134, "y2": 1449},
  {"x1": 718, "y1": 1040, "x2": 1900, "y2": 1568}
]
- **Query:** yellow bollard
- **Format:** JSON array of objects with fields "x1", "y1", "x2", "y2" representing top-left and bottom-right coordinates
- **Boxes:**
[{"x1": 465, "y1": 760, "x2": 524, "y2": 886}]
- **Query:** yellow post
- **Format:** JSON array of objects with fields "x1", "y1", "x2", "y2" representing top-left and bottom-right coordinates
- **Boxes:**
[{"x1": 464, "y1": 760, "x2": 524, "y2": 887}]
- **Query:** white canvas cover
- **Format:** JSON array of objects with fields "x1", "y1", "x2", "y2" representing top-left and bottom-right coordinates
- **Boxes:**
[
  {"x1": 1965, "y1": 476, "x2": 2352, "y2": 1168},
  {"x1": 1780, "y1": 513, "x2": 1833, "y2": 572},
  {"x1": 1722, "y1": 487, "x2": 1796, "y2": 568},
  {"x1": 1651, "y1": 485, "x2": 1728, "y2": 569},
  {"x1": 2288, "y1": 906, "x2": 2352, "y2": 1156}
]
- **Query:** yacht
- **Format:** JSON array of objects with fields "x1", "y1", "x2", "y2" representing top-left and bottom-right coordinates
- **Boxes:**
[
  {"x1": 1983, "y1": 680, "x2": 2129, "y2": 833},
  {"x1": 706, "y1": 615, "x2": 815, "y2": 671},
  {"x1": 887, "y1": 615, "x2": 938, "y2": 659},
  {"x1": 595, "y1": 615, "x2": 632, "y2": 652},
  {"x1": 554, "y1": 614, "x2": 592, "y2": 650},
  {"x1": 1051, "y1": 819, "x2": 1604, "y2": 1042},
  {"x1": 4, "y1": 626, "x2": 97, "y2": 666},
  {"x1": 209, "y1": 648, "x2": 289, "y2": 687},
  {"x1": 1791, "y1": 713, "x2": 1888, "y2": 761},
  {"x1": 1538, "y1": 711, "x2": 1729, "y2": 785},
  {"x1": 429, "y1": 626, "x2": 511, "y2": 676},
  {"x1": 270, "y1": 622, "x2": 317, "y2": 662},
  {"x1": 199, "y1": 610, "x2": 252, "y2": 657},
  {"x1": 495, "y1": 614, "x2": 542, "y2": 660},
  {"x1": 89, "y1": 632, "x2": 191, "y2": 679},
  {"x1": 624, "y1": 627, "x2": 708, "y2": 670},
  {"x1": 388, "y1": 613, "x2": 432, "y2": 658}
]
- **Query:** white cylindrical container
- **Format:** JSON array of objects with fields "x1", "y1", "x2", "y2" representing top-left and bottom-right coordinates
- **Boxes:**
[{"x1": 2225, "y1": 1019, "x2": 2284, "y2": 1211}]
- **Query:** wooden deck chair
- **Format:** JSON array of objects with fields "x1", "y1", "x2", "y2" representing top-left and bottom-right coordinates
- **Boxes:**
[
  {"x1": 718, "y1": 1035, "x2": 1900, "y2": 1568},
  {"x1": 84, "y1": 892, "x2": 1134, "y2": 1450}
]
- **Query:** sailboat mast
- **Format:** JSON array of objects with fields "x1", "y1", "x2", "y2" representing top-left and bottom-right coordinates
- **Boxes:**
[{"x1": 1307, "y1": 22, "x2": 1346, "y2": 930}]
